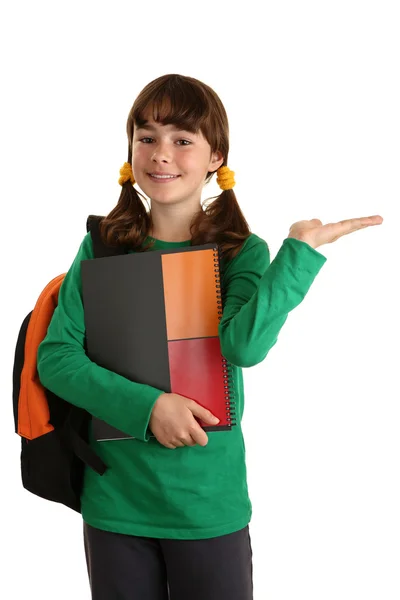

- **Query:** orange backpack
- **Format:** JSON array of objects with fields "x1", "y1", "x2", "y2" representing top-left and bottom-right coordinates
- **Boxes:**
[{"x1": 13, "y1": 215, "x2": 127, "y2": 511}]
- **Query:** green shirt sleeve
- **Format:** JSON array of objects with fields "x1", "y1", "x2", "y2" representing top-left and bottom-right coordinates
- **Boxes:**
[
  {"x1": 37, "y1": 232, "x2": 165, "y2": 442},
  {"x1": 219, "y1": 235, "x2": 327, "y2": 368}
]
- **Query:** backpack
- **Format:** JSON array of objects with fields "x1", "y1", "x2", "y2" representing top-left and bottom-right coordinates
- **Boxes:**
[{"x1": 13, "y1": 215, "x2": 129, "y2": 512}]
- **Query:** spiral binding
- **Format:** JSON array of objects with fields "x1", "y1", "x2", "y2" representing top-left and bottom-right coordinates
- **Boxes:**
[{"x1": 213, "y1": 245, "x2": 237, "y2": 428}]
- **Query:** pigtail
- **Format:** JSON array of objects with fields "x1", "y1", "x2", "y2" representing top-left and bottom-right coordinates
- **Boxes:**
[
  {"x1": 190, "y1": 185, "x2": 251, "y2": 262},
  {"x1": 99, "y1": 152, "x2": 155, "y2": 252}
]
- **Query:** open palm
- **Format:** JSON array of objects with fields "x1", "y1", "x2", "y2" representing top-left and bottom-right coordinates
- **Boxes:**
[{"x1": 288, "y1": 215, "x2": 383, "y2": 249}]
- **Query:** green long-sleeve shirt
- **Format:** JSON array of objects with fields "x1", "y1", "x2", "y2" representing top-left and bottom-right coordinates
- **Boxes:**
[{"x1": 37, "y1": 231, "x2": 327, "y2": 539}]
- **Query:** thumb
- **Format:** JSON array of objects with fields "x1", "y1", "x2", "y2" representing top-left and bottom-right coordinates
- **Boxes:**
[{"x1": 188, "y1": 400, "x2": 220, "y2": 424}]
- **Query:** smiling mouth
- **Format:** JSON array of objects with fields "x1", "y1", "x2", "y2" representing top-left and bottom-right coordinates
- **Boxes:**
[{"x1": 148, "y1": 173, "x2": 181, "y2": 182}]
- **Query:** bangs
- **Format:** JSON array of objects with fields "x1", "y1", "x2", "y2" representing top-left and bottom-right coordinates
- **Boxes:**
[{"x1": 132, "y1": 76, "x2": 210, "y2": 135}]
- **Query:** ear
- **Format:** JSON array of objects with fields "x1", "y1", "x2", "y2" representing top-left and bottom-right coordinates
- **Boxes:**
[{"x1": 208, "y1": 150, "x2": 224, "y2": 173}]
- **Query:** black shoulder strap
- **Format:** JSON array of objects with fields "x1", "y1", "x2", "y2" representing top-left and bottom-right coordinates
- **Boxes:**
[{"x1": 86, "y1": 214, "x2": 129, "y2": 258}]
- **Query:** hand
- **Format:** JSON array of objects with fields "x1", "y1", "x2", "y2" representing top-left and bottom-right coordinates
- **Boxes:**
[
  {"x1": 287, "y1": 214, "x2": 383, "y2": 249},
  {"x1": 149, "y1": 393, "x2": 220, "y2": 449}
]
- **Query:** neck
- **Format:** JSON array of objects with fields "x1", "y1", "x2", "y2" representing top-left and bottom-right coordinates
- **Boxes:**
[
  {"x1": 149, "y1": 203, "x2": 201, "y2": 242},
  {"x1": 149, "y1": 228, "x2": 191, "y2": 242}
]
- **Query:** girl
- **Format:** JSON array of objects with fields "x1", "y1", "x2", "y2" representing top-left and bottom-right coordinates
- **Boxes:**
[{"x1": 37, "y1": 73, "x2": 382, "y2": 600}]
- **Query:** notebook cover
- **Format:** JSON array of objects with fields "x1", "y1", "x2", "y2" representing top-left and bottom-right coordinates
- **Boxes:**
[{"x1": 80, "y1": 243, "x2": 236, "y2": 441}]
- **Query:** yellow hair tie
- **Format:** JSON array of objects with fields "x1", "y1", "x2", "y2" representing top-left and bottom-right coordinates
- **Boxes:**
[
  {"x1": 119, "y1": 162, "x2": 135, "y2": 185},
  {"x1": 216, "y1": 166, "x2": 235, "y2": 190}
]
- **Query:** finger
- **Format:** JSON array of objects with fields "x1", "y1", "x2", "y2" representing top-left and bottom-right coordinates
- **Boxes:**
[
  {"x1": 170, "y1": 439, "x2": 195, "y2": 448},
  {"x1": 162, "y1": 437, "x2": 184, "y2": 449},
  {"x1": 188, "y1": 401, "x2": 219, "y2": 425},
  {"x1": 168, "y1": 433, "x2": 202, "y2": 449},
  {"x1": 338, "y1": 219, "x2": 367, "y2": 236},
  {"x1": 339, "y1": 215, "x2": 382, "y2": 229},
  {"x1": 190, "y1": 426, "x2": 209, "y2": 447},
  {"x1": 174, "y1": 439, "x2": 196, "y2": 447},
  {"x1": 364, "y1": 215, "x2": 383, "y2": 222},
  {"x1": 327, "y1": 216, "x2": 381, "y2": 240},
  {"x1": 173, "y1": 440, "x2": 186, "y2": 448},
  {"x1": 184, "y1": 436, "x2": 197, "y2": 447}
]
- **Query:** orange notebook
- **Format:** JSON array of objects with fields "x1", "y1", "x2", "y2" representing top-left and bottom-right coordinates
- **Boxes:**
[{"x1": 81, "y1": 243, "x2": 236, "y2": 441}]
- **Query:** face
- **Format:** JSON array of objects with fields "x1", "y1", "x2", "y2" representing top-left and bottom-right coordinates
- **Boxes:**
[{"x1": 131, "y1": 116, "x2": 224, "y2": 208}]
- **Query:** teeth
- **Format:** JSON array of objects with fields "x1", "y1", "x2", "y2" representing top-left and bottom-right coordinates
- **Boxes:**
[{"x1": 150, "y1": 174, "x2": 178, "y2": 179}]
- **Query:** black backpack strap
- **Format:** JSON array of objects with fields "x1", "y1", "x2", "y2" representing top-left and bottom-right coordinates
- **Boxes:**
[
  {"x1": 69, "y1": 431, "x2": 107, "y2": 475},
  {"x1": 61, "y1": 406, "x2": 107, "y2": 475},
  {"x1": 86, "y1": 214, "x2": 129, "y2": 258},
  {"x1": 86, "y1": 214, "x2": 103, "y2": 234}
]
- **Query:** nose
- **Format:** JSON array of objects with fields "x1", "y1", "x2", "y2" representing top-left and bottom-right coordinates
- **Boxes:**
[{"x1": 151, "y1": 140, "x2": 172, "y2": 163}]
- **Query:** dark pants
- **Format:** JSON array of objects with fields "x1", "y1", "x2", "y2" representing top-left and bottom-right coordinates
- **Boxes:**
[{"x1": 83, "y1": 521, "x2": 253, "y2": 600}]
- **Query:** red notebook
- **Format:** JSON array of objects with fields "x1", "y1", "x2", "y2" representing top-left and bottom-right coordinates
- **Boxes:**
[{"x1": 81, "y1": 243, "x2": 236, "y2": 441}]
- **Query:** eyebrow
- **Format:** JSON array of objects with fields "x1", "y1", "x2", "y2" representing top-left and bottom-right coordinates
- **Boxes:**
[{"x1": 135, "y1": 123, "x2": 189, "y2": 133}]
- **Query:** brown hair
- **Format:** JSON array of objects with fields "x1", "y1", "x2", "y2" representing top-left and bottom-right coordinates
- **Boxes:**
[{"x1": 99, "y1": 74, "x2": 251, "y2": 261}]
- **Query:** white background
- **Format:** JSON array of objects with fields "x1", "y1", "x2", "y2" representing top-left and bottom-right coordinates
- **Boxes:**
[{"x1": 1, "y1": 1, "x2": 398, "y2": 599}]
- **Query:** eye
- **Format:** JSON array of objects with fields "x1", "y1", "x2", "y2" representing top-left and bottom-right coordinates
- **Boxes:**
[{"x1": 138, "y1": 137, "x2": 191, "y2": 146}]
